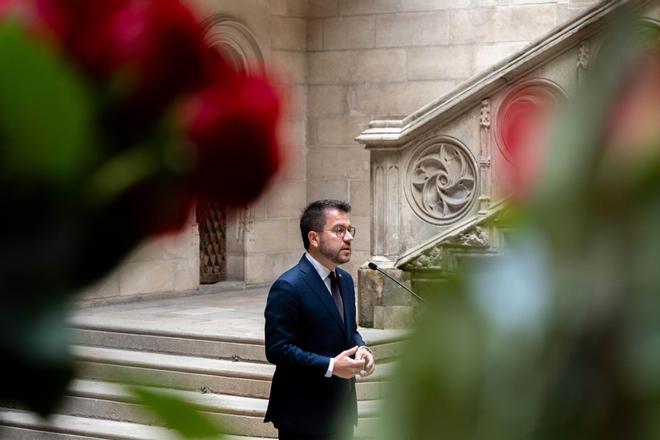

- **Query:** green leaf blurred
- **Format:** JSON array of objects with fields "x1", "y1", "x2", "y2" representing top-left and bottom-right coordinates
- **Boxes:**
[
  {"x1": 1, "y1": 298, "x2": 75, "y2": 416},
  {"x1": 129, "y1": 386, "x2": 225, "y2": 439},
  {"x1": 0, "y1": 21, "x2": 94, "y2": 187}
]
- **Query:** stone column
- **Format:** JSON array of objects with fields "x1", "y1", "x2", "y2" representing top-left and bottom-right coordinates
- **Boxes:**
[{"x1": 478, "y1": 98, "x2": 492, "y2": 214}]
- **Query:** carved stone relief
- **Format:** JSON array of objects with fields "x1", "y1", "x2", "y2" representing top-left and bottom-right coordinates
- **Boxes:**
[
  {"x1": 478, "y1": 99, "x2": 492, "y2": 213},
  {"x1": 444, "y1": 225, "x2": 490, "y2": 248},
  {"x1": 577, "y1": 40, "x2": 590, "y2": 69},
  {"x1": 576, "y1": 40, "x2": 590, "y2": 85},
  {"x1": 405, "y1": 136, "x2": 478, "y2": 225},
  {"x1": 479, "y1": 99, "x2": 491, "y2": 129},
  {"x1": 401, "y1": 245, "x2": 444, "y2": 271}
]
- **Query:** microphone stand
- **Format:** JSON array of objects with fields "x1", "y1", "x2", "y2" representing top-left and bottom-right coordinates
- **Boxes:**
[{"x1": 368, "y1": 262, "x2": 425, "y2": 303}]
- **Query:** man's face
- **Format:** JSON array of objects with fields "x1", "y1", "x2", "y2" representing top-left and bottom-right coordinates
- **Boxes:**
[{"x1": 317, "y1": 209, "x2": 353, "y2": 265}]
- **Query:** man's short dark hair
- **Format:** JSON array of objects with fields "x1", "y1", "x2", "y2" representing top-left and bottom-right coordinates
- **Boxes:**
[{"x1": 300, "y1": 199, "x2": 351, "y2": 250}]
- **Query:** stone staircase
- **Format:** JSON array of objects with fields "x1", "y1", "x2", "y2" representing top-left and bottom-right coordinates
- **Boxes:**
[
  {"x1": 0, "y1": 299, "x2": 405, "y2": 439},
  {"x1": 359, "y1": 201, "x2": 510, "y2": 328}
]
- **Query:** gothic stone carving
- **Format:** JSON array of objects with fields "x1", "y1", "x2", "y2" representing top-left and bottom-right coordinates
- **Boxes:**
[
  {"x1": 401, "y1": 245, "x2": 444, "y2": 271},
  {"x1": 202, "y1": 15, "x2": 265, "y2": 73},
  {"x1": 444, "y1": 225, "x2": 489, "y2": 248},
  {"x1": 479, "y1": 99, "x2": 491, "y2": 128},
  {"x1": 577, "y1": 40, "x2": 590, "y2": 70},
  {"x1": 405, "y1": 136, "x2": 478, "y2": 225},
  {"x1": 577, "y1": 40, "x2": 590, "y2": 85}
]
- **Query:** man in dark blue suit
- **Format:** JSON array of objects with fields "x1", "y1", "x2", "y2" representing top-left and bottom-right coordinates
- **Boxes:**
[{"x1": 264, "y1": 199, "x2": 375, "y2": 440}]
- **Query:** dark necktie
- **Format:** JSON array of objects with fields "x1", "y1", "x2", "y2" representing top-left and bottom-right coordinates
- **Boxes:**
[{"x1": 329, "y1": 271, "x2": 344, "y2": 322}]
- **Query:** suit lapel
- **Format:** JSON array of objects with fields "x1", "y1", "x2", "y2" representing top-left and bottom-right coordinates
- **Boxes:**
[{"x1": 299, "y1": 256, "x2": 346, "y2": 334}]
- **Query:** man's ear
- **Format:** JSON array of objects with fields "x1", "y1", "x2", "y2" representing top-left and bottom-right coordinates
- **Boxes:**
[{"x1": 308, "y1": 230, "x2": 319, "y2": 248}]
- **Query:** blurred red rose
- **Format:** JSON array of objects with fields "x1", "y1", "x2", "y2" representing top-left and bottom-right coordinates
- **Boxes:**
[
  {"x1": 202, "y1": 45, "x2": 237, "y2": 86},
  {"x1": 182, "y1": 73, "x2": 282, "y2": 207},
  {"x1": 101, "y1": 0, "x2": 206, "y2": 119},
  {"x1": 19, "y1": 0, "x2": 208, "y2": 124},
  {"x1": 498, "y1": 92, "x2": 557, "y2": 202},
  {"x1": 1, "y1": 0, "x2": 283, "y2": 233},
  {"x1": 29, "y1": 0, "x2": 125, "y2": 76},
  {"x1": 125, "y1": 182, "x2": 195, "y2": 236}
]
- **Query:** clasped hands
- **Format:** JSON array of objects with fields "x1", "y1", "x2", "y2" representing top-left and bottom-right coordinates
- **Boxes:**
[{"x1": 332, "y1": 346, "x2": 375, "y2": 379}]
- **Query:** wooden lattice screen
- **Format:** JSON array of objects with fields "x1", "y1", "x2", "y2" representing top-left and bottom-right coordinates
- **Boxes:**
[{"x1": 197, "y1": 199, "x2": 226, "y2": 284}]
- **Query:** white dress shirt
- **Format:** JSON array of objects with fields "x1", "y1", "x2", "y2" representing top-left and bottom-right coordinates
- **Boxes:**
[{"x1": 305, "y1": 252, "x2": 338, "y2": 377}]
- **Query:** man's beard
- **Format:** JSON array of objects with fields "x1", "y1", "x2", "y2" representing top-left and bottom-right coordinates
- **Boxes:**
[{"x1": 319, "y1": 240, "x2": 351, "y2": 265}]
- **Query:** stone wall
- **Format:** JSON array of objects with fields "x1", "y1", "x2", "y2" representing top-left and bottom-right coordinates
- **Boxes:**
[
  {"x1": 242, "y1": 1, "x2": 309, "y2": 284},
  {"x1": 81, "y1": 220, "x2": 200, "y2": 304}
]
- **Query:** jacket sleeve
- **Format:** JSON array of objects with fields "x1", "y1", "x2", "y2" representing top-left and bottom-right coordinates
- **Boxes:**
[
  {"x1": 352, "y1": 321, "x2": 366, "y2": 348},
  {"x1": 345, "y1": 271, "x2": 366, "y2": 348},
  {"x1": 353, "y1": 308, "x2": 367, "y2": 347},
  {"x1": 265, "y1": 279, "x2": 331, "y2": 374}
]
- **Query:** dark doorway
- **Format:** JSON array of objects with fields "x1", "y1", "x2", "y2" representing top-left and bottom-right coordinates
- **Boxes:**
[{"x1": 197, "y1": 199, "x2": 226, "y2": 284}]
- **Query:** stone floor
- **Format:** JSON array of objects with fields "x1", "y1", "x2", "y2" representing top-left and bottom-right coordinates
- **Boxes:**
[{"x1": 71, "y1": 284, "x2": 405, "y2": 345}]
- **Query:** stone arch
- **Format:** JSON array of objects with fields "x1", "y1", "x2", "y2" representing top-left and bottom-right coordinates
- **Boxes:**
[
  {"x1": 202, "y1": 15, "x2": 265, "y2": 73},
  {"x1": 494, "y1": 78, "x2": 566, "y2": 164}
]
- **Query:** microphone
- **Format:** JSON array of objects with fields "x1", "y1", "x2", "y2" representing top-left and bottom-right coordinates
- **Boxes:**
[{"x1": 367, "y1": 262, "x2": 425, "y2": 303}]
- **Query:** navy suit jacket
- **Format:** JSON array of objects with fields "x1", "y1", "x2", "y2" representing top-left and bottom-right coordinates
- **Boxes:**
[{"x1": 264, "y1": 254, "x2": 365, "y2": 435}]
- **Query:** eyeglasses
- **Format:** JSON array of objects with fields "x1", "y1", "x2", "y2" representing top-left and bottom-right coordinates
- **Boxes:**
[{"x1": 318, "y1": 225, "x2": 356, "y2": 239}]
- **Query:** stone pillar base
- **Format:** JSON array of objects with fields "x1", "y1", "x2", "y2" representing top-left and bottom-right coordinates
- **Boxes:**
[
  {"x1": 374, "y1": 305, "x2": 414, "y2": 329},
  {"x1": 358, "y1": 260, "x2": 414, "y2": 329}
]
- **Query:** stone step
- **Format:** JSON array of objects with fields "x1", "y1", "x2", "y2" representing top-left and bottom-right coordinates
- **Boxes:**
[
  {"x1": 73, "y1": 326, "x2": 267, "y2": 363},
  {"x1": 71, "y1": 322, "x2": 407, "y2": 364},
  {"x1": 73, "y1": 345, "x2": 273, "y2": 400},
  {"x1": 60, "y1": 379, "x2": 275, "y2": 438},
  {"x1": 0, "y1": 409, "x2": 186, "y2": 440},
  {"x1": 73, "y1": 346, "x2": 393, "y2": 401},
  {"x1": 1, "y1": 410, "x2": 378, "y2": 440},
  {"x1": 53, "y1": 380, "x2": 380, "y2": 438},
  {"x1": 0, "y1": 409, "x2": 269, "y2": 440}
]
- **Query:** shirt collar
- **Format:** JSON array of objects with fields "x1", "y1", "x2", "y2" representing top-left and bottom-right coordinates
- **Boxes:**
[{"x1": 305, "y1": 252, "x2": 333, "y2": 281}]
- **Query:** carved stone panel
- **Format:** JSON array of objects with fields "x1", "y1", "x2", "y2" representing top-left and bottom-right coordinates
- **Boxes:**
[
  {"x1": 444, "y1": 225, "x2": 490, "y2": 248},
  {"x1": 401, "y1": 245, "x2": 444, "y2": 272},
  {"x1": 405, "y1": 136, "x2": 478, "y2": 225}
]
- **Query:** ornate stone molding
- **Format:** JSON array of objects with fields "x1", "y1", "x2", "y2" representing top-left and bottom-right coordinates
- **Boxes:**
[
  {"x1": 479, "y1": 99, "x2": 491, "y2": 128},
  {"x1": 444, "y1": 225, "x2": 489, "y2": 248},
  {"x1": 576, "y1": 39, "x2": 590, "y2": 85},
  {"x1": 400, "y1": 225, "x2": 490, "y2": 271},
  {"x1": 202, "y1": 15, "x2": 264, "y2": 73},
  {"x1": 400, "y1": 245, "x2": 444, "y2": 271},
  {"x1": 405, "y1": 136, "x2": 478, "y2": 225},
  {"x1": 577, "y1": 40, "x2": 591, "y2": 70},
  {"x1": 478, "y1": 99, "x2": 492, "y2": 213},
  {"x1": 396, "y1": 200, "x2": 507, "y2": 270}
]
